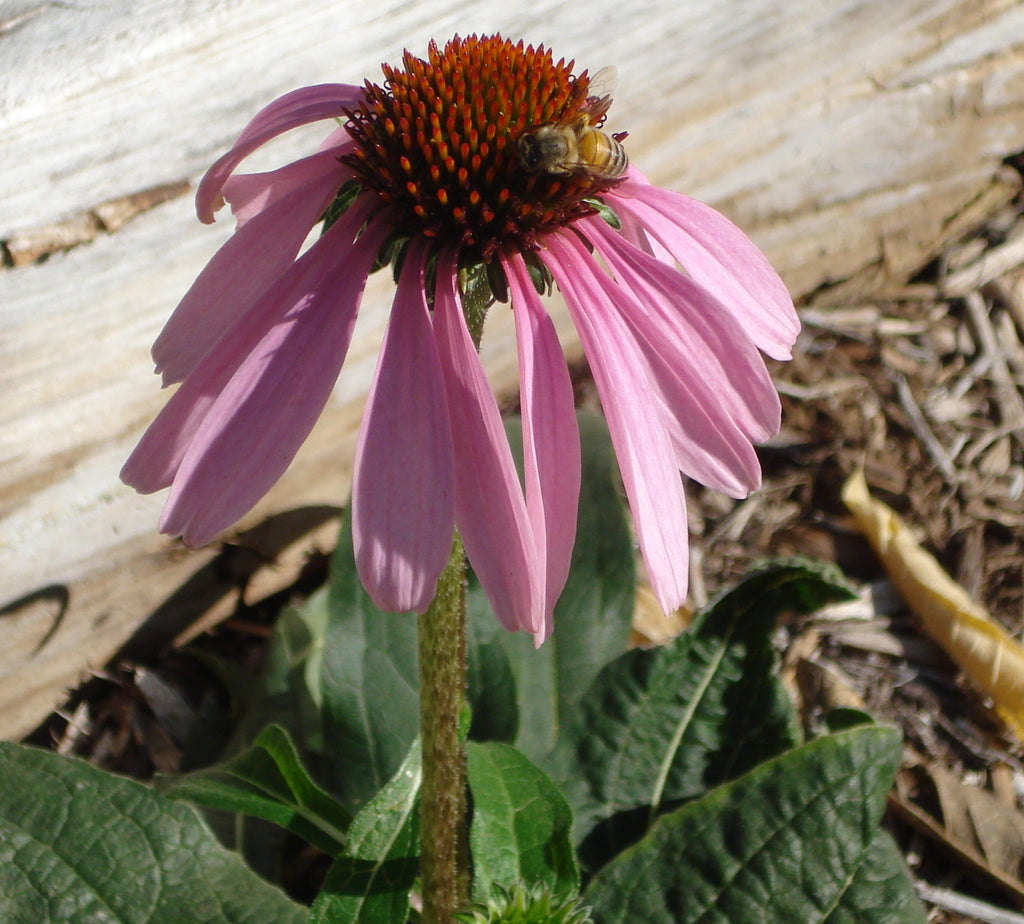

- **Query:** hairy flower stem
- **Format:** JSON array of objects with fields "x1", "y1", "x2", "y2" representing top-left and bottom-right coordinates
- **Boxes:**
[{"x1": 418, "y1": 532, "x2": 469, "y2": 924}]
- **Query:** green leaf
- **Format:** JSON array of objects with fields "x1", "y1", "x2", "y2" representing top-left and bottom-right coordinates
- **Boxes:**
[
  {"x1": 181, "y1": 591, "x2": 336, "y2": 878},
  {"x1": 0, "y1": 743, "x2": 306, "y2": 924},
  {"x1": 568, "y1": 559, "x2": 855, "y2": 848},
  {"x1": 320, "y1": 511, "x2": 420, "y2": 815},
  {"x1": 309, "y1": 742, "x2": 422, "y2": 924},
  {"x1": 468, "y1": 413, "x2": 634, "y2": 764},
  {"x1": 158, "y1": 724, "x2": 351, "y2": 857},
  {"x1": 583, "y1": 726, "x2": 926, "y2": 924},
  {"x1": 709, "y1": 556, "x2": 858, "y2": 620},
  {"x1": 837, "y1": 831, "x2": 928, "y2": 924},
  {"x1": 465, "y1": 614, "x2": 519, "y2": 744},
  {"x1": 315, "y1": 411, "x2": 634, "y2": 795},
  {"x1": 228, "y1": 585, "x2": 332, "y2": 756},
  {"x1": 826, "y1": 707, "x2": 878, "y2": 732},
  {"x1": 467, "y1": 742, "x2": 578, "y2": 901}
]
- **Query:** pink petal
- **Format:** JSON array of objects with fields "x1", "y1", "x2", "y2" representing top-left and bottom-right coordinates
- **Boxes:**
[
  {"x1": 502, "y1": 251, "x2": 581, "y2": 644},
  {"x1": 617, "y1": 206, "x2": 674, "y2": 264},
  {"x1": 574, "y1": 217, "x2": 762, "y2": 497},
  {"x1": 582, "y1": 215, "x2": 780, "y2": 446},
  {"x1": 351, "y1": 240, "x2": 456, "y2": 614},
  {"x1": 432, "y1": 249, "x2": 544, "y2": 635},
  {"x1": 544, "y1": 231, "x2": 690, "y2": 614},
  {"x1": 196, "y1": 84, "x2": 363, "y2": 223},
  {"x1": 153, "y1": 150, "x2": 350, "y2": 385},
  {"x1": 123, "y1": 198, "x2": 387, "y2": 544},
  {"x1": 610, "y1": 170, "x2": 800, "y2": 360},
  {"x1": 222, "y1": 142, "x2": 354, "y2": 229}
]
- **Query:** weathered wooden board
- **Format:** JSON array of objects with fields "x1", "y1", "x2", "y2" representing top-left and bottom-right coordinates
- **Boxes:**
[{"x1": 3, "y1": 0, "x2": 1024, "y2": 739}]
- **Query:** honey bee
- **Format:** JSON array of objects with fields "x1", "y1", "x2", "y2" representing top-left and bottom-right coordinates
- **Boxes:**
[{"x1": 517, "y1": 66, "x2": 628, "y2": 181}]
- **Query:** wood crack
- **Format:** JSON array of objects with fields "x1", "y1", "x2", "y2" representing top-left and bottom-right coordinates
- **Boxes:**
[{"x1": 2, "y1": 179, "x2": 190, "y2": 269}]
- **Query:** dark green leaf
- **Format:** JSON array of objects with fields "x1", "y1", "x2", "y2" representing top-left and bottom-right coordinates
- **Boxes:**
[
  {"x1": 467, "y1": 742, "x2": 578, "y2": 900},
  {"x1": 184, "y1": 590, "x2": 334, "y2": 879},
  {"x1": 0, "y1": 743, "x2": 306, "y2": 924},
  {"x1": 321, "y1": 511, "x2": 420, "y2": 815},
  {"x1": 833, "y1": 830, "x2": 928, "y2": 924},
  {"x1": 230, "y1": 585, "x2": 331, "y2": 755},
  {"x1": 309, "y1": 742, "x2": 421, "y2": 924},
  {"x1": 465, "y1": 615, "x2": 518, "y2": 743},
  {"x1": 583, "y1": 726, "x2": 925, "y2": 924},
  {"x1": 826, "y1": 707, "x2": 878, "y2": 732},
  {"x1": 706, "y1": 556, "x2": 857, "y2": 619},
  {"x1": 468, "y1": 413, "x2": 633, "y2": 764},
  {"x1": 569, "y1": 560, "x2": 855, "y2": 848},
  {"x1": 538, "y1": 413, "x2": 635, "y2": 729},
  {"x1": 159, "y1": 724, "x2": 351, "y2": 857}
]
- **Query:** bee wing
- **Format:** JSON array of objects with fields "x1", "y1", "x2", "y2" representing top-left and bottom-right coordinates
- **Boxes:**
[
  {"x1": 584, "y1": 65, "x2": 618, "y2": 123},
  {"x1": 588, "y1": 66, "x2": 619, "y2": 101}
]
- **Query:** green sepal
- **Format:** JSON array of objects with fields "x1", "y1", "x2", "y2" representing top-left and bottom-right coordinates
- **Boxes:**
[
  {"x1": 456, "y1": 882, "x2": 592, "y2": 924},
  {"x1": 585, "y1": 198, "x2": 621, "y2": 230},
  {"x1": 320, "y1": 179, "x2": 364, "y2": 234}
]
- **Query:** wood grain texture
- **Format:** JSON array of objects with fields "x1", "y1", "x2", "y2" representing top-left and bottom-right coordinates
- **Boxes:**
[{"x1": 2, "y1": 0, "x2": 1024, "y2": 738}]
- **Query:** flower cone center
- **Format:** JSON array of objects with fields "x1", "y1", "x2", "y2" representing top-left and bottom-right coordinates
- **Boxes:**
[{"x1": 343, "y1": 34, "x2": 624, "y2": 261}]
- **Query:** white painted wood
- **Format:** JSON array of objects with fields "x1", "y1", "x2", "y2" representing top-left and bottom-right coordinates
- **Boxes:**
[{"x1": 2, "y1": 0, "x2": 1024, "y2": 737}]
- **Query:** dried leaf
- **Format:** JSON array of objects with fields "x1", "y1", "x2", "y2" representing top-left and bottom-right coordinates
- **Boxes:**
[
  {"x1": 631, "y1": 583, "x2": 689, "y2": 646},
  {"x1": 841, "y1": 470, "x2": 1024, "y2": 741},
  {"x1": 906, "y1": 758, "x2": 1024, "y2": 885}
]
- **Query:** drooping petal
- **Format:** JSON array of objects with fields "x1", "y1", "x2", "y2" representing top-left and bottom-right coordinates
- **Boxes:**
[
  {"x1": 610, "y1": 170, "x2": 800, "y2": 360},
  {"x1": 544, "y1": 231, "x2": 690, "y2": 614},
  {"x1": 123, "y1": 198, "x2": 380, "y2": 494},
  {"x1": 582, "y1": 215, "x2": 780, "y2": 445},
  {"x1": 351, "y1": 240, "x2": 456, "y2": 614},
  {"x1": 124, "y1": 198, "x2": 387, "y2": 545},
  {"x1": 153, "y1": 149, "x2": 351, "y2": 385},
  {"x1": 574, "y1": 217, "x2": 762, "y2": 497},
  {"x1": 222, "y1": 141, "x2": 354, "y2": 229},
  {"x1": 196, "y1": 84, "x2": 364, "y2": 223},
  {"x1": 432, "y1": 250, "x2": 544, "y2": 635},
  {"x1": 616, "y1": 206, "x2": 674, "y2": 264},
  {"x1": 502, "y1": 251, "x2": 581, "y2": 644}
]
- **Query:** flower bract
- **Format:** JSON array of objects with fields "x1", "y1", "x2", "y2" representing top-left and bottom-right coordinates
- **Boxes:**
[{"x1": 122, "y1": 34, "x2": 799, "y2": 644}]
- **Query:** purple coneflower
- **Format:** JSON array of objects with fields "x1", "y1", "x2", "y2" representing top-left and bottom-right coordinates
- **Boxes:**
[{"x1": 122, "y1": 35, "x2": 798, "y2": 644}]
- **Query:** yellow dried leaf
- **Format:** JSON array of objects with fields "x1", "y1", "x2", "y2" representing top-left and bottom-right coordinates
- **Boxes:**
[
  {"x1": 631, "y1": 584, "x2": 689, "y2": 647},
  {"x1": 841, "y1": 470, "x2": 1024, "y2": 741}
]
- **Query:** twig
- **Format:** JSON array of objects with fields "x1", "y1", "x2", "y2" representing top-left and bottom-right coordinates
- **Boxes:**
[
  {"x1": 774, "y1": 377, "x2": 866, "y2": 400},
  {"x1": 688, "y1": 545, "x2": 707, "y2": 609},
  {"x1": 995, "y1": 308, "x2": 1024, "y2": 384},
  {"x1": 942, "y1": 227, "x2": 1024, "y2": 297},
  {"x1": 916, "y1": 881, "x2": 1024, "y2": 924},
  {"x1": 961, "y1": 422, "x2": 1023, "y2": 468},
  {"x1": 985, "y1": 276, "x2": 1024, "y2": 345},
  {"x1": 892, "y1": 374, "x2": 959, "y2": 484},
  {"x1": 888, "y1": 793, "x2": 1024, "y2": 906},
  {"x1": 963, "y1": 291, "x2": 1024, "y2": 451},
  {"x1": 707, "y1": 494, "x2": 762, "y2": 544}
]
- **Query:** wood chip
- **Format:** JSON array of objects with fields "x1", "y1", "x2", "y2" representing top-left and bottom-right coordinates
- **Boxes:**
[
  {"x1": 962, "y1": 291, "x2": 1024, "y2": 448},
  {"x1": 893, "y1": 374, "x2": 959, "y2": 485},
  {"x1": 943, "y1": 227, "x2": 1024, "y2": 297}
]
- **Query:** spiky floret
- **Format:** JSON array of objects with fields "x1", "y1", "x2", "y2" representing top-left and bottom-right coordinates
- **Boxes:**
[
  {"x1": 455, "y1": 883, "x2": 592, "y2": 924},
  {"x1": 342, "y1": 34, "x2": 623, "y2": 262}
]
